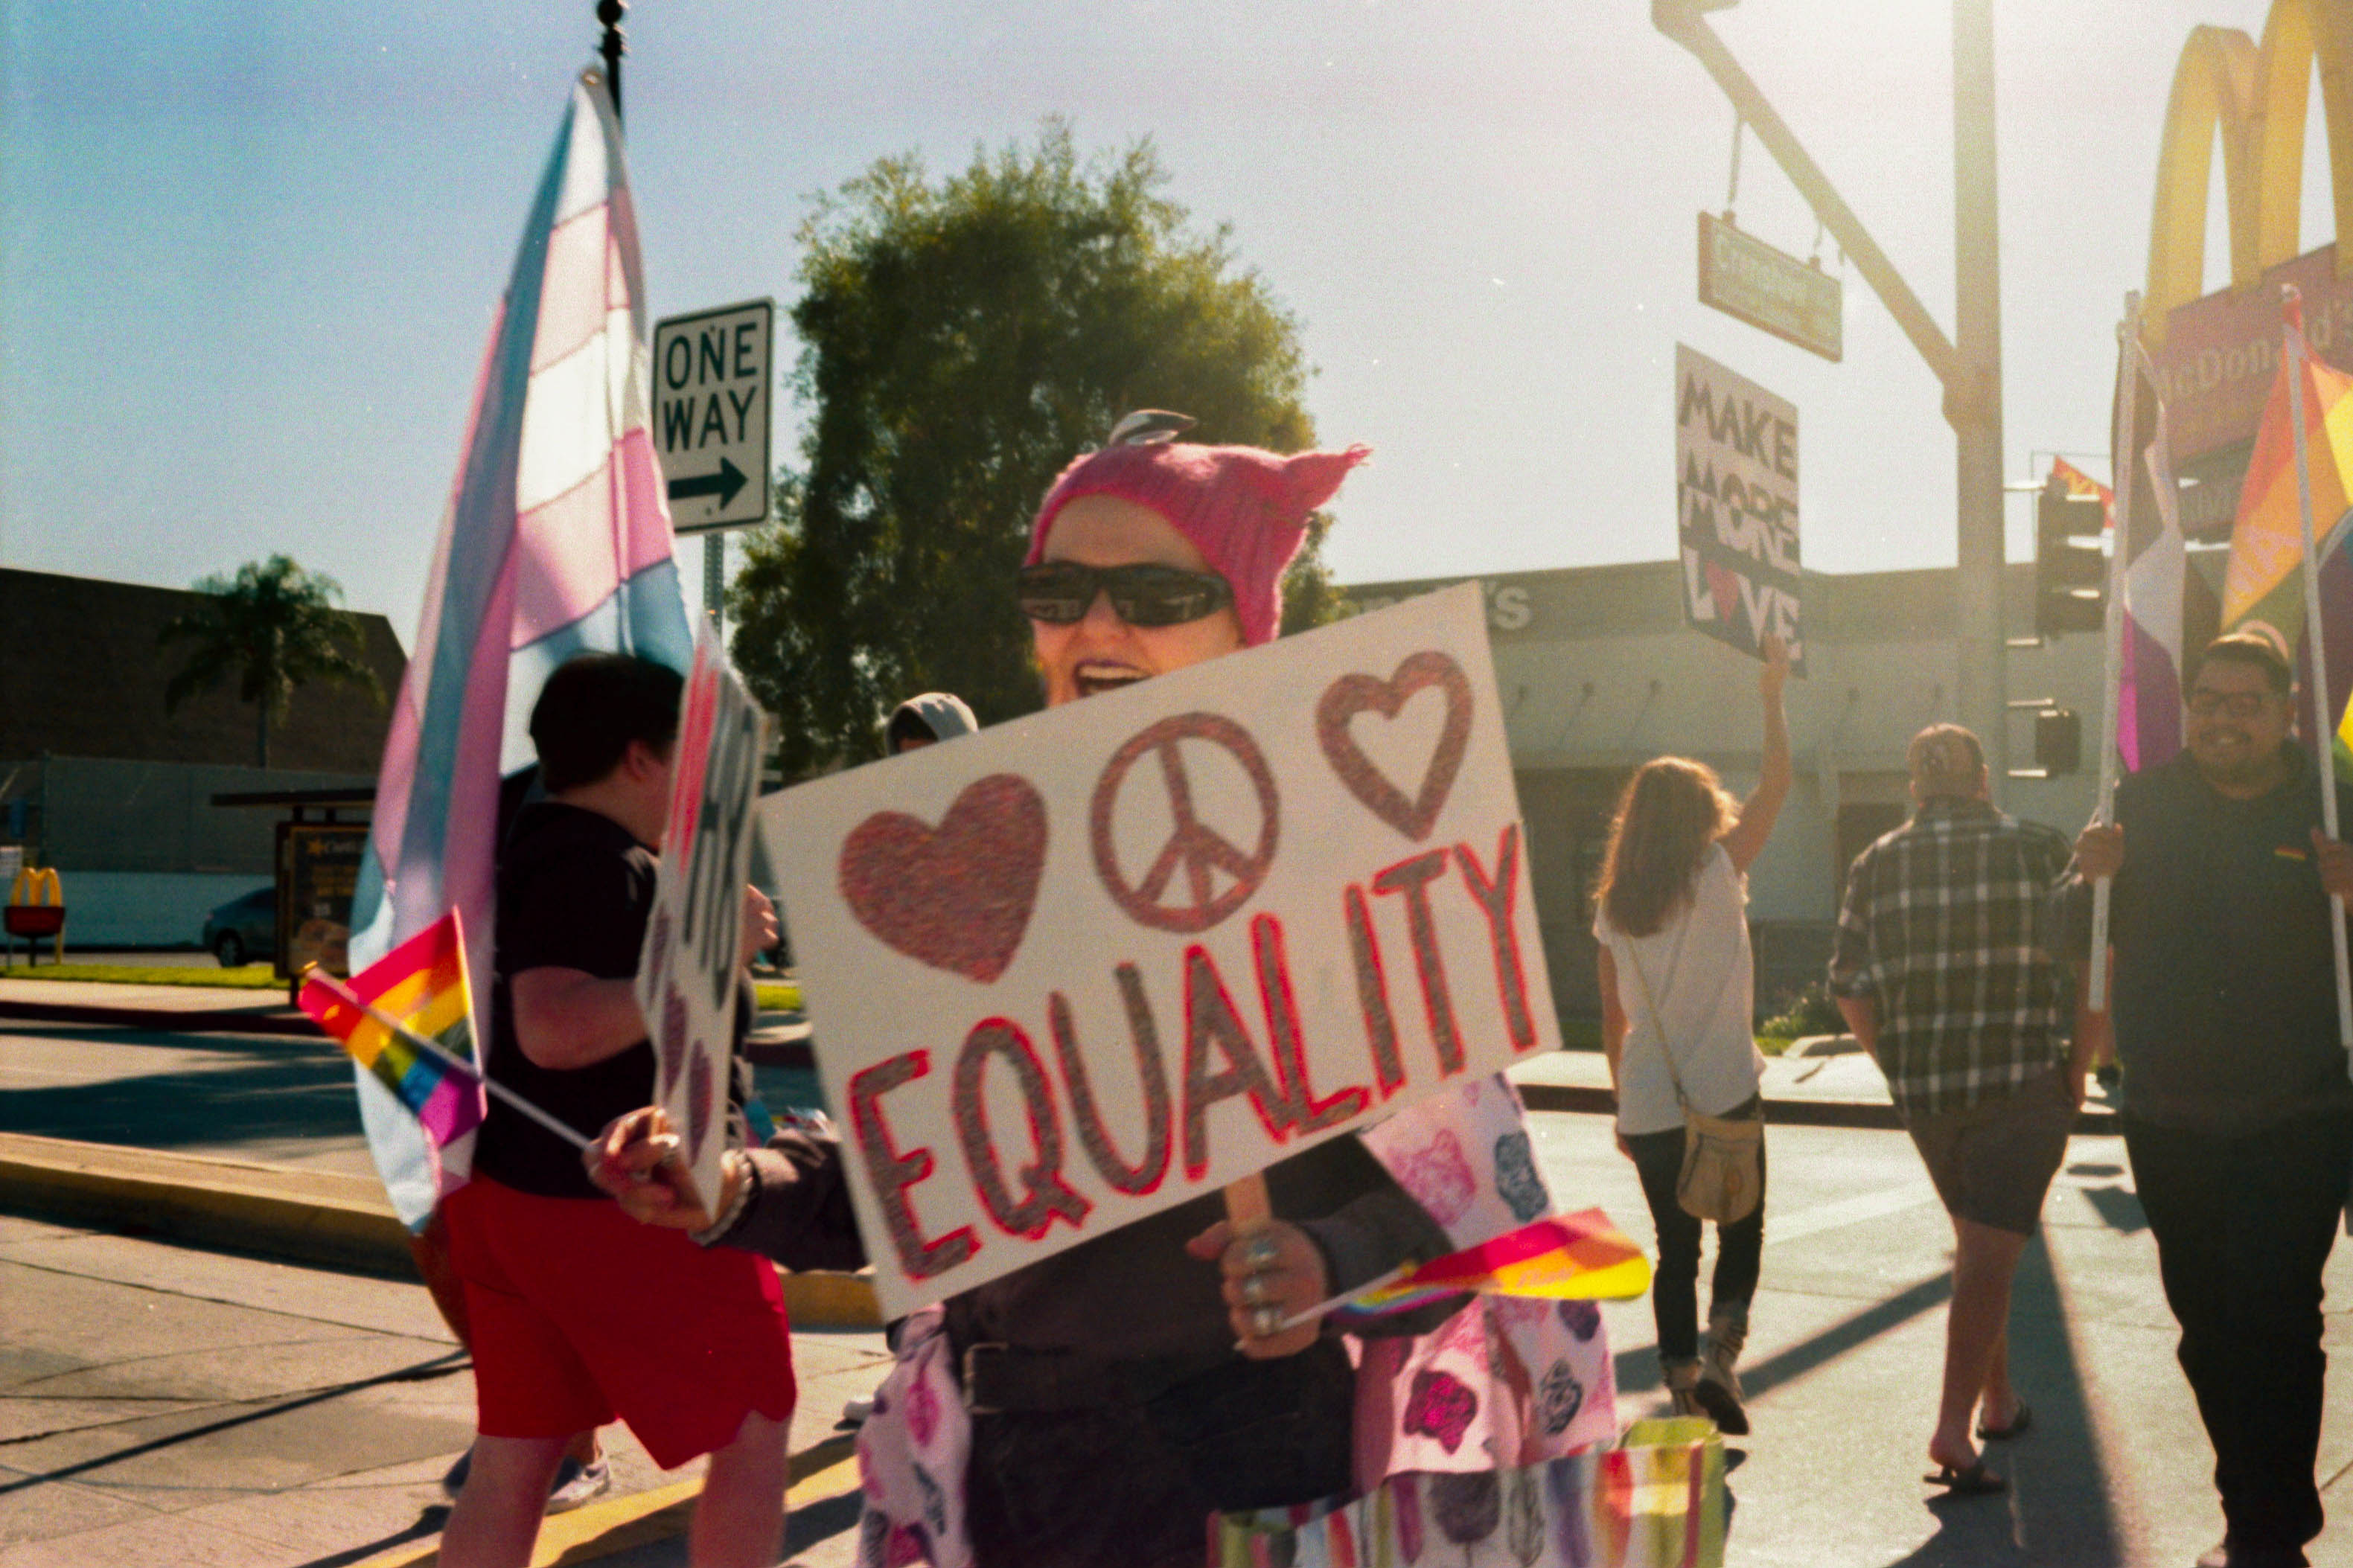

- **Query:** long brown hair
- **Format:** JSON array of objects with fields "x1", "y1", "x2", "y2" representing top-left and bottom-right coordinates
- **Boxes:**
[{"x1": 1594, "y1": 758, "x2": 1738, "y2": 938}]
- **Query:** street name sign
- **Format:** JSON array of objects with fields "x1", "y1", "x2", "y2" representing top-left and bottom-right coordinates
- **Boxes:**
[
  {"x1": 654, "y1": 298, "x2": 773, "y2": 534},
  {"x1": 1696, "y1": 212, "x2": 1842, "y2": 363}
]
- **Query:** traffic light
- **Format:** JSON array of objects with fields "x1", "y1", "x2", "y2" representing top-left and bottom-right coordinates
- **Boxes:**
[
  {"x1": 2035, "y1": 708, "x2": 2081, "y2": 775},
  {"x1": 2034, "y1": 475, "x2": 2106, "y2": 636}
]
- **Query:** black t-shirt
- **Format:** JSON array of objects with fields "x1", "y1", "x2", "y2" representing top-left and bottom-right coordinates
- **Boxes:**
[
  {"x1": 473, "y1": 800, "x2": 663, "y2": 1199},
  {"x1": 2094, "y1": 747, "x2": 2353, "y2": 1134}
]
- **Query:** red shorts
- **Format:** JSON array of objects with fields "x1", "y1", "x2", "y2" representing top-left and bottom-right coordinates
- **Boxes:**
[{"x1": 442, "y1": 1175, "x2": 796, "y2": 1469}]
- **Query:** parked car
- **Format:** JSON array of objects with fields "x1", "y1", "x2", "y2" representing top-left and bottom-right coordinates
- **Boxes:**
[{"x1": 202, "y1": 886, "x2": 275, "y2": 967}]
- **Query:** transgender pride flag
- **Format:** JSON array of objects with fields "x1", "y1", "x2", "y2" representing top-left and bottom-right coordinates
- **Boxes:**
[{"x1": 348, "y1": 69, "x2": 695, "y2": 1228}]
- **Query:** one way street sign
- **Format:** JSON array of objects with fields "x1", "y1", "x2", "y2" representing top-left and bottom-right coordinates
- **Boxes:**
[{"x1": 654, "y1": 298, "x2": 772, "y2": 534}]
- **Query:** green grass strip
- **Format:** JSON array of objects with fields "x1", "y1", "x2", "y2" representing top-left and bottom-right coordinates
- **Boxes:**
[{"x1": 0, "y1": 962, "x2": 283, "y2": 990}]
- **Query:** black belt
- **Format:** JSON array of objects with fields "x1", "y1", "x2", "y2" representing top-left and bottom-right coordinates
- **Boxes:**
[{"x1": 956, "y1": 1341, "x2": 1228, "y2": 1416}]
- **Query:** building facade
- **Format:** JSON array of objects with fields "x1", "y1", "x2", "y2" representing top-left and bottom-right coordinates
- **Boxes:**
[
  {"x1": 0, "y1": 568, "x2": 404, "y2": 947},
  {"x1": 1346, "y1": 561, "x2": 2108, "y2": 1017}
]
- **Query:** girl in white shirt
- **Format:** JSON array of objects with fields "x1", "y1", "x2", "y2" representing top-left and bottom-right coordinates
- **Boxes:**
[{"x1": 1592, "y1": 639, "x2": 1790, "y2": 1435}]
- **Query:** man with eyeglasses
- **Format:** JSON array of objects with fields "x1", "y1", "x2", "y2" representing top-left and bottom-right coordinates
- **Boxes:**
[{"x1": 2064, "y1": 632, "x2": 2353, "y2": 1568}]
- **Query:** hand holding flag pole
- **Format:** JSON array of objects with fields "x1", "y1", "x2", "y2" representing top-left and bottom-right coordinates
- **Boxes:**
[
  {"x1": 2283, "y1": 287, "x2": 2353, "y2": 1054},
  {"x1": 301, "y1": 967, "x2": 588, "y2": 1151}
]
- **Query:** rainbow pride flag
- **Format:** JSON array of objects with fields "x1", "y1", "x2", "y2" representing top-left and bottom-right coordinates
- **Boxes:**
[
  {"x1": 345, "y1": 68, "x2": 695, "y2": 1227},
  {"x1": 2222, "y1": 297, "x2": 2353, "y2": 658},
  {"x1": 300, "y1": 912, "x2": 484, "y2": 1148},
  {"x1": 1338, "y1": 1209, "x2": 1652, "y2": 1321}
]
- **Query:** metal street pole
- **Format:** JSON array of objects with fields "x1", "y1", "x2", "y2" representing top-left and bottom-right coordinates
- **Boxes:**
[
  {"x1": 1952, "y1": 0, "x2": 2007, "y2": 787},
  {"x1": 1654, "y1": 0, "x2": 2008, "y2": 782}
]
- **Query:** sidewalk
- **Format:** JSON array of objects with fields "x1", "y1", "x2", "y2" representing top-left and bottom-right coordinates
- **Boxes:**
[
  {"x1": 0, "y1": 1211, "x2": 890, "y2": 1568},
  {"x1": 1511, "y1": 1034, "x2": 2124, "y2": 1131},
  {"x1": 7, "y1": 982, "x2": 2212, "y2": 1568}
]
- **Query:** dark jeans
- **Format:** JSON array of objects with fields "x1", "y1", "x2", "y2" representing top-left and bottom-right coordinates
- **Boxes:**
[
  {"x1": 2123, "y1": 1108, "x2": 2353, "y2": 1555},
  {"x1": 963, "y1": 1340, "x2": 1356, "y2": 1568},
  {"x1": 1624, "y1": 1102, "x2": 1766, "y2": 1362}
]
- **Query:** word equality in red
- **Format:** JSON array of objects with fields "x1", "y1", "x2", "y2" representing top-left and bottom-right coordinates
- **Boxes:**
[{"x1": 847, "y1": 822, "x2": 1540, "y2": 1283}]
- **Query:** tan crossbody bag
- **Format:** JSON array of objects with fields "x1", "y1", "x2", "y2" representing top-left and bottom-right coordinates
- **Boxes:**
[{"x1": 1627, "y1": 948, "x2": 1764, "y2": 1225}]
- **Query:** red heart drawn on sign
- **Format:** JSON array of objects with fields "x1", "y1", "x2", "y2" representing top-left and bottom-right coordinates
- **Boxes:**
[
  {"x1": 1316, "y1": 650, "x2": 1473, "y2": 841},
  {"x1": 837, "y1": 773, "x2": 1048, "y2": 982}
]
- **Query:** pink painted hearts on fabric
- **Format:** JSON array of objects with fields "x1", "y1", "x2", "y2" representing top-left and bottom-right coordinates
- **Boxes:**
[
  {"x1": 837, "y1": 774, "x2": 1049, "y2": 983},
  {"x1": 1402, "y1": 1369, "x2": 1479, "y2": 1454},
  {"x1": 1316, "y1": 650, "x2": 1473, "y2": 841}
]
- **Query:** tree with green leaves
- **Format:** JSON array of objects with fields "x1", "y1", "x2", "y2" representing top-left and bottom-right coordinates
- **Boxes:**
[
  {"x1": 732, "y1": 122, "x2": 1345, "y2": 777},
  {"x1": 159, "y1": 554, "x2": 383, "y2": 769}
]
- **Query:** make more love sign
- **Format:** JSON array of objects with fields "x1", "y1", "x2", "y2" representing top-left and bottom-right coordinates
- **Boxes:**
[
  {"x1": 636, "y1": 629, "x2": 768, "y2": 1215},
  {"x1": 762, "y1": 584, "x2": 1561, "y2": 1317}
]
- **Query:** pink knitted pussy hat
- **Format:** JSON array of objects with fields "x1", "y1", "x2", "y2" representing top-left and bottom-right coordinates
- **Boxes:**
[{"x1": 1027, "y1": 438, "x2": 1371, "y2": 647}]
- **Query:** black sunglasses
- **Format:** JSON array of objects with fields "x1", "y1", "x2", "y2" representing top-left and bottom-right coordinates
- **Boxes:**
[{"x1": 1017, "y1": 561, "x2": 1234, "y2": 627}]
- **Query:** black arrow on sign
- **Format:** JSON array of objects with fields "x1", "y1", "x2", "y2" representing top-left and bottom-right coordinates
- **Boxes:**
[{"x1": 667, "y1": 456, "x2": 747, "y2": 509}]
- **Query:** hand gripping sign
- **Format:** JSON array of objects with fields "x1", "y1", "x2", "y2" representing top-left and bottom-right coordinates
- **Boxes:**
[
  {"x1": 762, "y1": 584, "x2": 1561, "y2": 1318},
  {"x1": 636, "y1": 629, "x2": 769, "y2": 1214}
]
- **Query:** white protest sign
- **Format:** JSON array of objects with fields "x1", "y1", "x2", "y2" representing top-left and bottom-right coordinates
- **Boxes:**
[
  {"x1": 636, "y1": 630, "x2": 769, "y2": 1212},
  {"x1": 762, "y1": 585, "x2": 1559, "y2": 1318},
  {"x1": 1676, "y1": 343, "x2": 1804, "y2": 668}
]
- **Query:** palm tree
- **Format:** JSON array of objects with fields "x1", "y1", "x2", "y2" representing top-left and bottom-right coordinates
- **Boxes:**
[{"x1": 159, "y1": 555, "x2": 383, "y2": 769}]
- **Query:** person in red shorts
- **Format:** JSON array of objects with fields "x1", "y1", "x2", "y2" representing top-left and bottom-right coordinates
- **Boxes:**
[{"x1": 438, "y1": 652, "x2": 793, "y2": 1568}]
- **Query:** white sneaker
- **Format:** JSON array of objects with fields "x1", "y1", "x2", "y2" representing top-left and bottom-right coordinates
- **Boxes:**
[
  {"x1": 545, "y1": 1456, "x2": 612, "y2": 1514},
  {"x1": 840, "y1": 1395, "x2": 875, "y2": 1426}
]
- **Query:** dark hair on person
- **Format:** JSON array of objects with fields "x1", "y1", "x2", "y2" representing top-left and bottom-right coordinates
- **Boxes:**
[
  {"x1": 2189, "y1": 631, "x2": 2293, "y2": 697},
  {"x1": 529, "y1": 653, "x2": 684, "y2": 792},
  {"x1": 1594, "y1": 758, "x2": 1738, "y2": 938}
]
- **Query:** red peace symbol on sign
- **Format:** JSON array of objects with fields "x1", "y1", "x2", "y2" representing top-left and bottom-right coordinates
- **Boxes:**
[{"x1": 1090, "y1": 713, "x2": 1280, "y2": 934}]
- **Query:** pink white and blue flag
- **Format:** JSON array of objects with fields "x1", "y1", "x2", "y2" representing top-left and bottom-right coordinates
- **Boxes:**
[{"x1": 347, "y1": 70, "x2": 695, "y2": 1228}]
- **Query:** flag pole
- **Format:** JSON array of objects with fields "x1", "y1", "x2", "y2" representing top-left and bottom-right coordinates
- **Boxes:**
[
  {"x1": 2283, "y1": 287, "x2": 2353, "y2": 1052},
  {"x1": 2087, "y1": 294, "x2": 2140, "y2": 1012},
  {"x1": 304, "y1": 969, "x2": 590, "y2": 1151},
  {"x1": 597, "y1": 1, "x2": 626, "y2": 125}
]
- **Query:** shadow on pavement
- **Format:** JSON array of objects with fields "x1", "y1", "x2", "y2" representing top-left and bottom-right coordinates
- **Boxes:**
[
  {"x1": 785, "y1": 1487, "x2": 864, "y2": 1555},
  {"x1": 1872, "y1": 1232, "x2": 2124, "y2": 1567},
  {"x1": 1613, "y1": 1270, "x2": 1953, "y2": 1397},
  {"x1": 293, "y1": 1511, "x2": 446, "y2": 1568},
  {"x1": 0, "y1": 1349, "x2": 469, "y2": 1497},
  {"x1": 0, "y1": 1025, "x2": 363, "y2": 1154}
]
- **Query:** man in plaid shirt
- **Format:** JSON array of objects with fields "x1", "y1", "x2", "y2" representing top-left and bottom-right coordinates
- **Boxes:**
[{"x1": 1830, "y1": 724, "x2": 2092, "y2": 1498}]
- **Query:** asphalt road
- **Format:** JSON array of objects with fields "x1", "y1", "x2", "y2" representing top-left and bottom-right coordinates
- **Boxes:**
[{"x1": 4, "y1": 1017, "x2": 2349, "y2": 1567}]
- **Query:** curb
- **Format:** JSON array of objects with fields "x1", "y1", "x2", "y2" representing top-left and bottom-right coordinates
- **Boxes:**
[
  {"x1": 0, "y1": 996, "x2": 317, "y2": 1035},
  {"x1": 0, "y1": 1133, "x2": 414, "y2": 1276},
  {"x1": 1515, "y1": 1079, "x2": 2121, "y2": 1133},
  {"x1": 349, "y1": 1437, "x2": 863, "y2": 1568},
  {"x1": 0, "y1": 1132, "x2": 884, "y2": 1328}
]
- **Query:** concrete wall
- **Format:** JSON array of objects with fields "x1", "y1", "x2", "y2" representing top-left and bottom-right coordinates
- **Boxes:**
[
  {"x1": 2, "y1": 757, "x2": 374, "y2": 877},
  {"x1": 24, "y1": 870, "x2": 273, "y2": 950}
]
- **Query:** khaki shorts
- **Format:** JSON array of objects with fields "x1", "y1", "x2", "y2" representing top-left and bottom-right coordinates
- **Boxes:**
[{"x1": 1903, "y1": 1070, "x2": 2075, "y2": 1236}]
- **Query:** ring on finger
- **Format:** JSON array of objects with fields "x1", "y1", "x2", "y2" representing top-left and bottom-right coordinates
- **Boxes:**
[
  {"x1": 1239, "y1": 1273, "x2": 1276, "y2": 1307},
  {"x1": 1239, "y1": 1234, "x2": 1282, "y2": 1269},
  {"x1": 1248, "y1": 1305, "x2": 1286, "y2": 1338}
]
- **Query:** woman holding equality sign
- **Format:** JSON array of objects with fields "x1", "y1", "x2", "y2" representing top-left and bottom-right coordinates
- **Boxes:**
[
  {"x1": 1591, "y1": 636, "x2": 1790, "y2": 1437},
  {"x1": 590, "y1": 415, "x2": 1578, "y2": 1568}
]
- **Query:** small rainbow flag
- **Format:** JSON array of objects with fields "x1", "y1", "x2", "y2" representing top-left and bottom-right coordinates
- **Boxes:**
[
  {"x1": 1338, "y1": 1209, "x2": 1652, "y2": 1322},
  {"x1": 300, "y1": 911, "x2": 485, "y2": 1148}
]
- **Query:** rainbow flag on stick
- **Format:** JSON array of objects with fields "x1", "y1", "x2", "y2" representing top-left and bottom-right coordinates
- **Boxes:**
[
  {"x1": 299, "y1": 910, "x2": 587, "y2": 1152},
  {"x1": 301, "y1": 912, "x2": 486, "y2": 1148},
  {"x1": 1289, "y1": 1209, "x2": 1652, "y2": 1330}
]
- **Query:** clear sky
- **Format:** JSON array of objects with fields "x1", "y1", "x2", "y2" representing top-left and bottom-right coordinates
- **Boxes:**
[{"x1": 0, "y1": 1, "x2": 2319, "y2": 644}]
